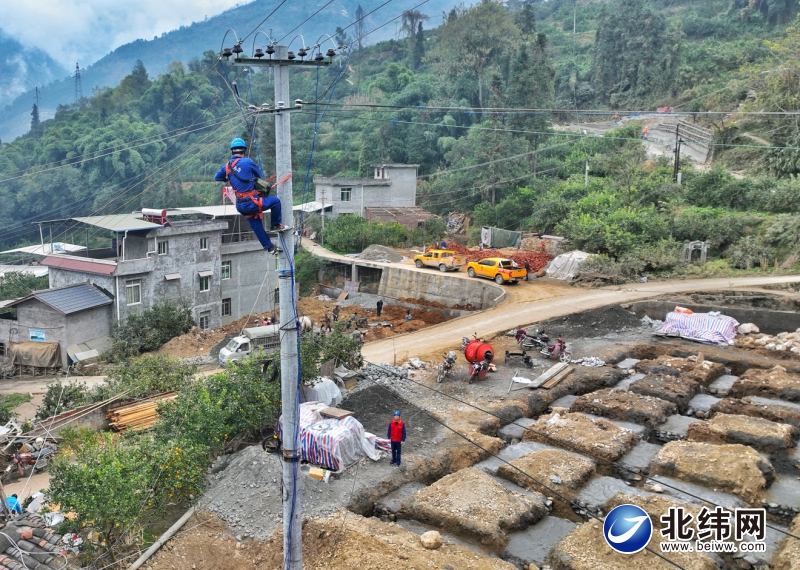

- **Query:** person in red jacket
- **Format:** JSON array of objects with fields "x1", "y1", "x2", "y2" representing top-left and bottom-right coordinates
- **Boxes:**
[{"x1": 387, "y1": 410, "x2": 406, "y2": 466}]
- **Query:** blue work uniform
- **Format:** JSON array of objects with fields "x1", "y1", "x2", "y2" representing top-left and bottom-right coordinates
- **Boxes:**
[
  {"x1": 214, "y1": 155, "x2": 282, "y2": 250},
  {"x1": 5, "y1": 496, "x2": 22, "y2": 514}
]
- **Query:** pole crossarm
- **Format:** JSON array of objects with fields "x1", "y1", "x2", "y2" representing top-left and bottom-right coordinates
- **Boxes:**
[{"x1": 225, "y1": 57, "x2": 333, "y2": 67}]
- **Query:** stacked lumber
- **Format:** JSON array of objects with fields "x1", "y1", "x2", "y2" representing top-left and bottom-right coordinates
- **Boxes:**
[{"x1": 107, "y1": 393, "x2": 177, "y2": 432}]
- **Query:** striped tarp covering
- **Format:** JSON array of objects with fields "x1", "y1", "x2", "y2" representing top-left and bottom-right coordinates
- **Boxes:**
[
  {"x1": 277, "y1": 403, "x2": 372, "y2": 472},
  {"x1": 657, "y1": 311, "x2": 739, "y2": 345}
]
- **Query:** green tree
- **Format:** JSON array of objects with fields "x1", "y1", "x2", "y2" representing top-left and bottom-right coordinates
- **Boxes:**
[
  {"x1": 505, "y1": 42, "x2": 554, "y2": 146},
  {"x1": 591, "y1": 0, "x2": 681, "y2": 107},
  {"x1": 430, "y1": 1, "x2": 521, "y2": 108}
]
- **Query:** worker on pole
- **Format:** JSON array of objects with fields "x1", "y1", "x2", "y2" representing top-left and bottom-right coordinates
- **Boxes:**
[{"x1": 215, "y1": 138, "x2": 284, "y2": 254}]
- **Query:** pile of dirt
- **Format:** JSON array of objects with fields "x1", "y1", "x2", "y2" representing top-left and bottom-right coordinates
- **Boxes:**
[
  {"x1": 398, "y1": 467, "x2": 548, "y2": 549},
  {"x1": 571, "y1": 388, "x2": 677, "y2": 427},
  {"x1": 650, "y1": 441, "x2": 774, "y2": 503},
  {"x1": 156, "y1": 315, "x2": 253, "y2": 358},
  {"x1": 729, "y1": 365, "x2": 800, "y2": 401},
  {"x1": 548, "y1": 493, "x2": 718, "y2": 570},
  {"x1": 537, "y1": 304, "x2": 644, "y2": 339},
  {"x1": 359, "y1": 244, "x2": 404, "y2": 262},
  {"x1": 687, "y1": 412, "x2": 797, "y2": 453},
  {"x1": 634, "y1": 355, "x2": 725, "y2": 386},
  {"x1": 523, "y1": 412, "x2": 637, "y2": 462},
  {"x1": 144, "y1": 512, "x2": 518, "y2": 570}
]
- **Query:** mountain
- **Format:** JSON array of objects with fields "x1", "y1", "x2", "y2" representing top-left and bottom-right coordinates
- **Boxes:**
[
  {"x1": 0, "y1": 29, "x2": 69, "y2": 130},
  {"x1": 0, "y1": 0, "x2": 457, "y2": 142}
]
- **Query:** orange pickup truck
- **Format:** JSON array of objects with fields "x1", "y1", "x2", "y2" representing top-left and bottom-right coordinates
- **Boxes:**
[{"x1": 413, "y1": 249, "x2": 468, "y2": 272}]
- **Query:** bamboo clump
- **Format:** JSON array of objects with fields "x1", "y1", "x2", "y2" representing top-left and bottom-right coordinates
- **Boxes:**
[{"x1": 106, "y1": 393, "x2": 178, "y2": 432}]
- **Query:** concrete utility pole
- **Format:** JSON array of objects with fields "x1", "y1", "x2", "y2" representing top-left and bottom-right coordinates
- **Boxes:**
[
  {"x1": 228, "y1": 45, "x2": 331, "y2": 570},
  {"x1": 673, "y1": 124, "x2": 683, "y2": 183}
]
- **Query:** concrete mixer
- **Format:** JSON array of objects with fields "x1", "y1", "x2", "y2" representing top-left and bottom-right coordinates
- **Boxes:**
[{"x1": 462, "y1": 334, "x2": 494, "y2": 382}]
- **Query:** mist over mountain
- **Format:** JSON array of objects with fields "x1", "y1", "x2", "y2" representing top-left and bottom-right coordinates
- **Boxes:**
[
  {"x1": 0, "y1": 0, "x2": 455, "y2": 142},
  {"x1": 0, "y1": 30, "x2": 69, "y2": 115}
]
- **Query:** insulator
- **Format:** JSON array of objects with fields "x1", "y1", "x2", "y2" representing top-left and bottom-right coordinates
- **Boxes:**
[{"x1": 254, "y1": 48, "x2": 265, "y2": 58}]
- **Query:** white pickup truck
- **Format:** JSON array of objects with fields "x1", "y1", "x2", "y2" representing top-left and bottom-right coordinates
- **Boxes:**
[{"x1": 218, "y1": 325, "x2": 281, "y2": 365}]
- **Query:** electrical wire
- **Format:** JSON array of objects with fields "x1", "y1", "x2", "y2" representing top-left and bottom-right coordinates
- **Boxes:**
[
  {"x1": 276, "y1": 0, "x2": 336, "y2": 44},
  {"x1": 238, "y1": 0, "x2": 289, "y2": 43},
  {"x1": 363, "y1": 359, "x2": 800, "y2": 543}
]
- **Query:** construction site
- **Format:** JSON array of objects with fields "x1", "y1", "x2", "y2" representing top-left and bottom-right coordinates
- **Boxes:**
[{"x1": 117, "y1": 240, "x2": 800, "y2": 570}]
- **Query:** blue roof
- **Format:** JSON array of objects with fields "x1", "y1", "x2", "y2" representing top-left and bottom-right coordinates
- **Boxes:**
[{"x1": 14, "y1": 283, "x2": 113, "y2": 315}]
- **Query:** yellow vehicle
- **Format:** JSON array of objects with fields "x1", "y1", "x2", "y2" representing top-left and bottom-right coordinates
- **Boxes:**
[
  {"x1": 414, "y1": 249, "x2": 468, "y2": 272},
  {"x1": 466, "y1": 257, "x2": 526, "y2": 284}
]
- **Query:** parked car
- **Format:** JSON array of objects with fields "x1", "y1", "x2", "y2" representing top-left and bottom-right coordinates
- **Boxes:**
[
  {"x1": 218, "y1": 325, "x2": 281, "y2": 365},
  {"x1": 413, "y1": 249, "x2": 468, "y2": 272},
  {"x1": 465, "y1": 257, "x2": 526, "y2": 284}
]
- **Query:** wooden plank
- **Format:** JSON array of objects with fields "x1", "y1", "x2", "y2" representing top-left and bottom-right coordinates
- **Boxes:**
[
  {"x1": 541, "y1": 366, "x2": 574, "y2": 389},
  {"x1": 529, "y1": 362, "x2": 568, "y2": 388},
  {"x1": 319, "y1": 407, "x2": 354, "y2": 419},
  {"x1": 336, "y1": 292, "x2": 349, "y2": 301}
]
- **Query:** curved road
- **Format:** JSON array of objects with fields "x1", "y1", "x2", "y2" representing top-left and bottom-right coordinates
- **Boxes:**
[{"x1": 303, "y1": 242, "x2": 800, "y2": 363}]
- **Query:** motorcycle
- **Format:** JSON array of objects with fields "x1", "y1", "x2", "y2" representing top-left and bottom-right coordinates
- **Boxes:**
[
  {"x1": 515, "y1": 328, "x2": 550, "y2": 351},
  {"x1": 463, "y1": 334, "x2": 495, "y2": 383},
  {"x1": 541, "y1": 336, "x2": 572, "y2": 363},
  {"x1": 469, "y1": 357, "x2": 492, "y2": 383},
  {"x1": 3, "y1": 445, "x2": 56, "y2": 481},
  {"x1": 437, "y1": 351, "x2": 457, "y2": 383}
]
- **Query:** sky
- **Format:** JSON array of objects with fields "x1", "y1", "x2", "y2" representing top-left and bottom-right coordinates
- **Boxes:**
[{"x1": 1, "y1": 0, "x2": 248, "y2": 70}]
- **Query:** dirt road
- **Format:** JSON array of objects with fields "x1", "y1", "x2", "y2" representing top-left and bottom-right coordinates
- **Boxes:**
[{"x1": 362, "y1": 275, "x2": 800, "y2": 363}]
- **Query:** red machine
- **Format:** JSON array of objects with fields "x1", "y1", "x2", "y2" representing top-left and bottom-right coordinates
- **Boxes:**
[{"x1": 462, "y1": 335, "x2": 494, "y2": 382}]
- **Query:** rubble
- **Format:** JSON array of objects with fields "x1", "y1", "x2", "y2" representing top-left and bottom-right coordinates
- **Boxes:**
[
  {"x1": 398, "y1": 468, "x2": 549, "y2": 549},
  {"x1": 628, "y1": 373, "x2": 699, "y2": 412},
  {"x1": 570, "y1": 388, "x2": 677, "y2": 427},
  {"x1": 522, "y1": 412, "x2": 637, "y2": 462},
  {"x1": 736, "y1": 327, "x2": 800, "y2": 354},
  {"x1": 420, "y1": 530, "x2": 443, "y2": 549},
  {"x1": 649, "y1": 441, "x2": 775, "y2": 503},
  {"x1": 729, "y1": 365, "x2": 800, "y2": 402},
  {"x1": 358, "y1": 244, "x2": 404, "y2": 262},
  {"x1": 572, "y1": 357, "x2": 605, "y2": 367},
  {"x1": 772, "y1": 512, "x2": 800, "y2": 569},
  {"x1": 687, "y1": 412, "x2": 798, "y2": 453}
]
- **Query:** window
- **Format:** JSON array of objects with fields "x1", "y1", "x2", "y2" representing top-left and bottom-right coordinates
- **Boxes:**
[
  {"x1": 126, "y1": 279, "x2": 141, "y2": 305},
  {"x1": 340, "y1": 188, "x2": 351, "y2": 202},
  {"x1": 199, "y1": 276, "x2": 210, "y2": 292},
  {"x1": 198, "y1": 310, "x2": 210, "y2": 330},
  {"x1": 221, "y1": 260, "x2": 231, "y2": 280},
  {"x1": 157, "y1": 241, "x2": 168, "y2": 255},
  {"x1": 222, "y1": 298, "x2": 232, "y2": 317},
  {"x1": 200, "y1": 237, "x2": 208, "y2": 250}
]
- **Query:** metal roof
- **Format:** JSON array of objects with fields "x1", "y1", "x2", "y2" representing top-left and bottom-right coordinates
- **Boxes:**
[
  {"x1": 0, "y1": 264, "x2": 49, "y2": 278},
  {"x1": 175, "y1": 205, "x2": 242, "y2": 218},
  {"x1": 73, "y1": 214, "x2": 163, "y2": 232},
  {"x1": 0, "y1": 242, "x2": 87, "y2": 255},
  {"x1": 9, "y1": 283, "x2": 113, "y2": 315},
  {"x1": 293, "y1": 201, "x2": 334, "y2": 213},
  {"x1": 40, "y1": 255, "x2": 117, "y2": 275},
  {"x1": 67, "y1": 335, "x2": 113, "y2": 360}
]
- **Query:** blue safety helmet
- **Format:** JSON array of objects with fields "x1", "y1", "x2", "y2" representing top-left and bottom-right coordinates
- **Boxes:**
[
  {"x1": 230, "y1": 138, "x2": 247, "y2": 151},
  {"x1": 394, "y1": 410, "x2": 401, "y2": 416}
]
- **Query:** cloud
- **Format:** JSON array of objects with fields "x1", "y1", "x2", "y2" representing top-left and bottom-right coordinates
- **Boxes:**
[{"x1": 1, "y1": 0, "x2": 244, "y2": 69}]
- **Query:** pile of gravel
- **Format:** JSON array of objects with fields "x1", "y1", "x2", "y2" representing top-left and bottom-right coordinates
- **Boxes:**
[
  {"x1": 199, "y1": 445, "x2": 383, "y2": 540},
  {"x1": 358, "y1": 244, "x2": 404, "y2": 263}
]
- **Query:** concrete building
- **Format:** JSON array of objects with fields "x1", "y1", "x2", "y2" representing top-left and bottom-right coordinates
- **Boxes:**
[
  {"x1": 313, "y1": 164, "x2": 419, "y2": 218},
  {"x1": 38, "y1": 208, "x2": 278, "y2": 335},
  {"x1": 0, "y1": 282, "x2": 113, "y2": 368}
]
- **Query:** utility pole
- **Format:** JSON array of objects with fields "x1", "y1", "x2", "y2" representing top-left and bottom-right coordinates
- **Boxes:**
[
  {"x1": 320, "y1": 187, "x2": 325, "y2": 245},
  {"x1": 227, "y1": 45, "x2": 332, "y2": 570},
  {"x1": 673, "y1": 124, "x2": 682, "y2": 183},
  {"x1": 584, "y1": 156, "x2": 590, "y2": 187}
]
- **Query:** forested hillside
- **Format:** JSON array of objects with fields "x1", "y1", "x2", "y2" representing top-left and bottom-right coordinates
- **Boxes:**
[{"x1": 1, "y1": 0, "x2": 799, "y2": 281}]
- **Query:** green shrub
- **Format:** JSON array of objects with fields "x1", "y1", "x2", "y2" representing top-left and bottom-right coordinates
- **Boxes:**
[
  {"x1": 107, "y1": 301, "x2": 195, "y2": 361},
  {"x1": 0, "y1": 393, "x2": 31, "y2": 424},
  {"x1": 36, "y1": 381, "x2": 92, "y2": 421},
  {"x1": 727, "y1": 236, "x2": 775, "y2": 269}
]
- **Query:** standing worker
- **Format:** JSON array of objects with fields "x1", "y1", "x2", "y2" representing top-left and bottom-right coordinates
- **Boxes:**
[
  {"x1": 642, "y1": 126, "x2": 648, "y2": 139},
  {"x1": 215, "y1": 138, "x2": 285, "y2": 254},
  {"x1": 524, "y1": 260, "x2": 531, "y2": 281},
  {"x1": 376, "y1": 297, "x2": 384, "y2": 317},
  {"x1": 387, "y1": 410, "x2": 406, "y2": 466},
  {"x1": 332, "y1": 305, "x2": 340, "y2": 323}
]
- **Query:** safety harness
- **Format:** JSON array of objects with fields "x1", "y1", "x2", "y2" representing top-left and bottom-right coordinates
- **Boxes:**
[{"x1": 225, "y1": 157, "x2": 263, "y2": 219}]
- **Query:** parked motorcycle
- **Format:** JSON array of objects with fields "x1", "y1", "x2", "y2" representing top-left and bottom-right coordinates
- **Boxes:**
[
  {"x1": 515, "y1": 328, "x2": 550, "y2": 351},
  {"x1": 437, "y1": 351, "x2": 457, "y2": 383},
  {"x1": 469, "y1": 357, "x2": 492, "y2": 383},
  {"x1": 540, "y1": 336, "x2": 572, "y2": 363},
  {"x1": 3, "y1": 443, "x2": 56, "y2": 481}
]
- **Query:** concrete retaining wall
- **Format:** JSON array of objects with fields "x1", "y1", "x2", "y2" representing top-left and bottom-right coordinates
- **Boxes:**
[
  {"x1": 629, "y1": 300, "x2": 800, "y2": 336},
  {"x1": 377, "y1": 267, "x2": 506, "y2": 310}
]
